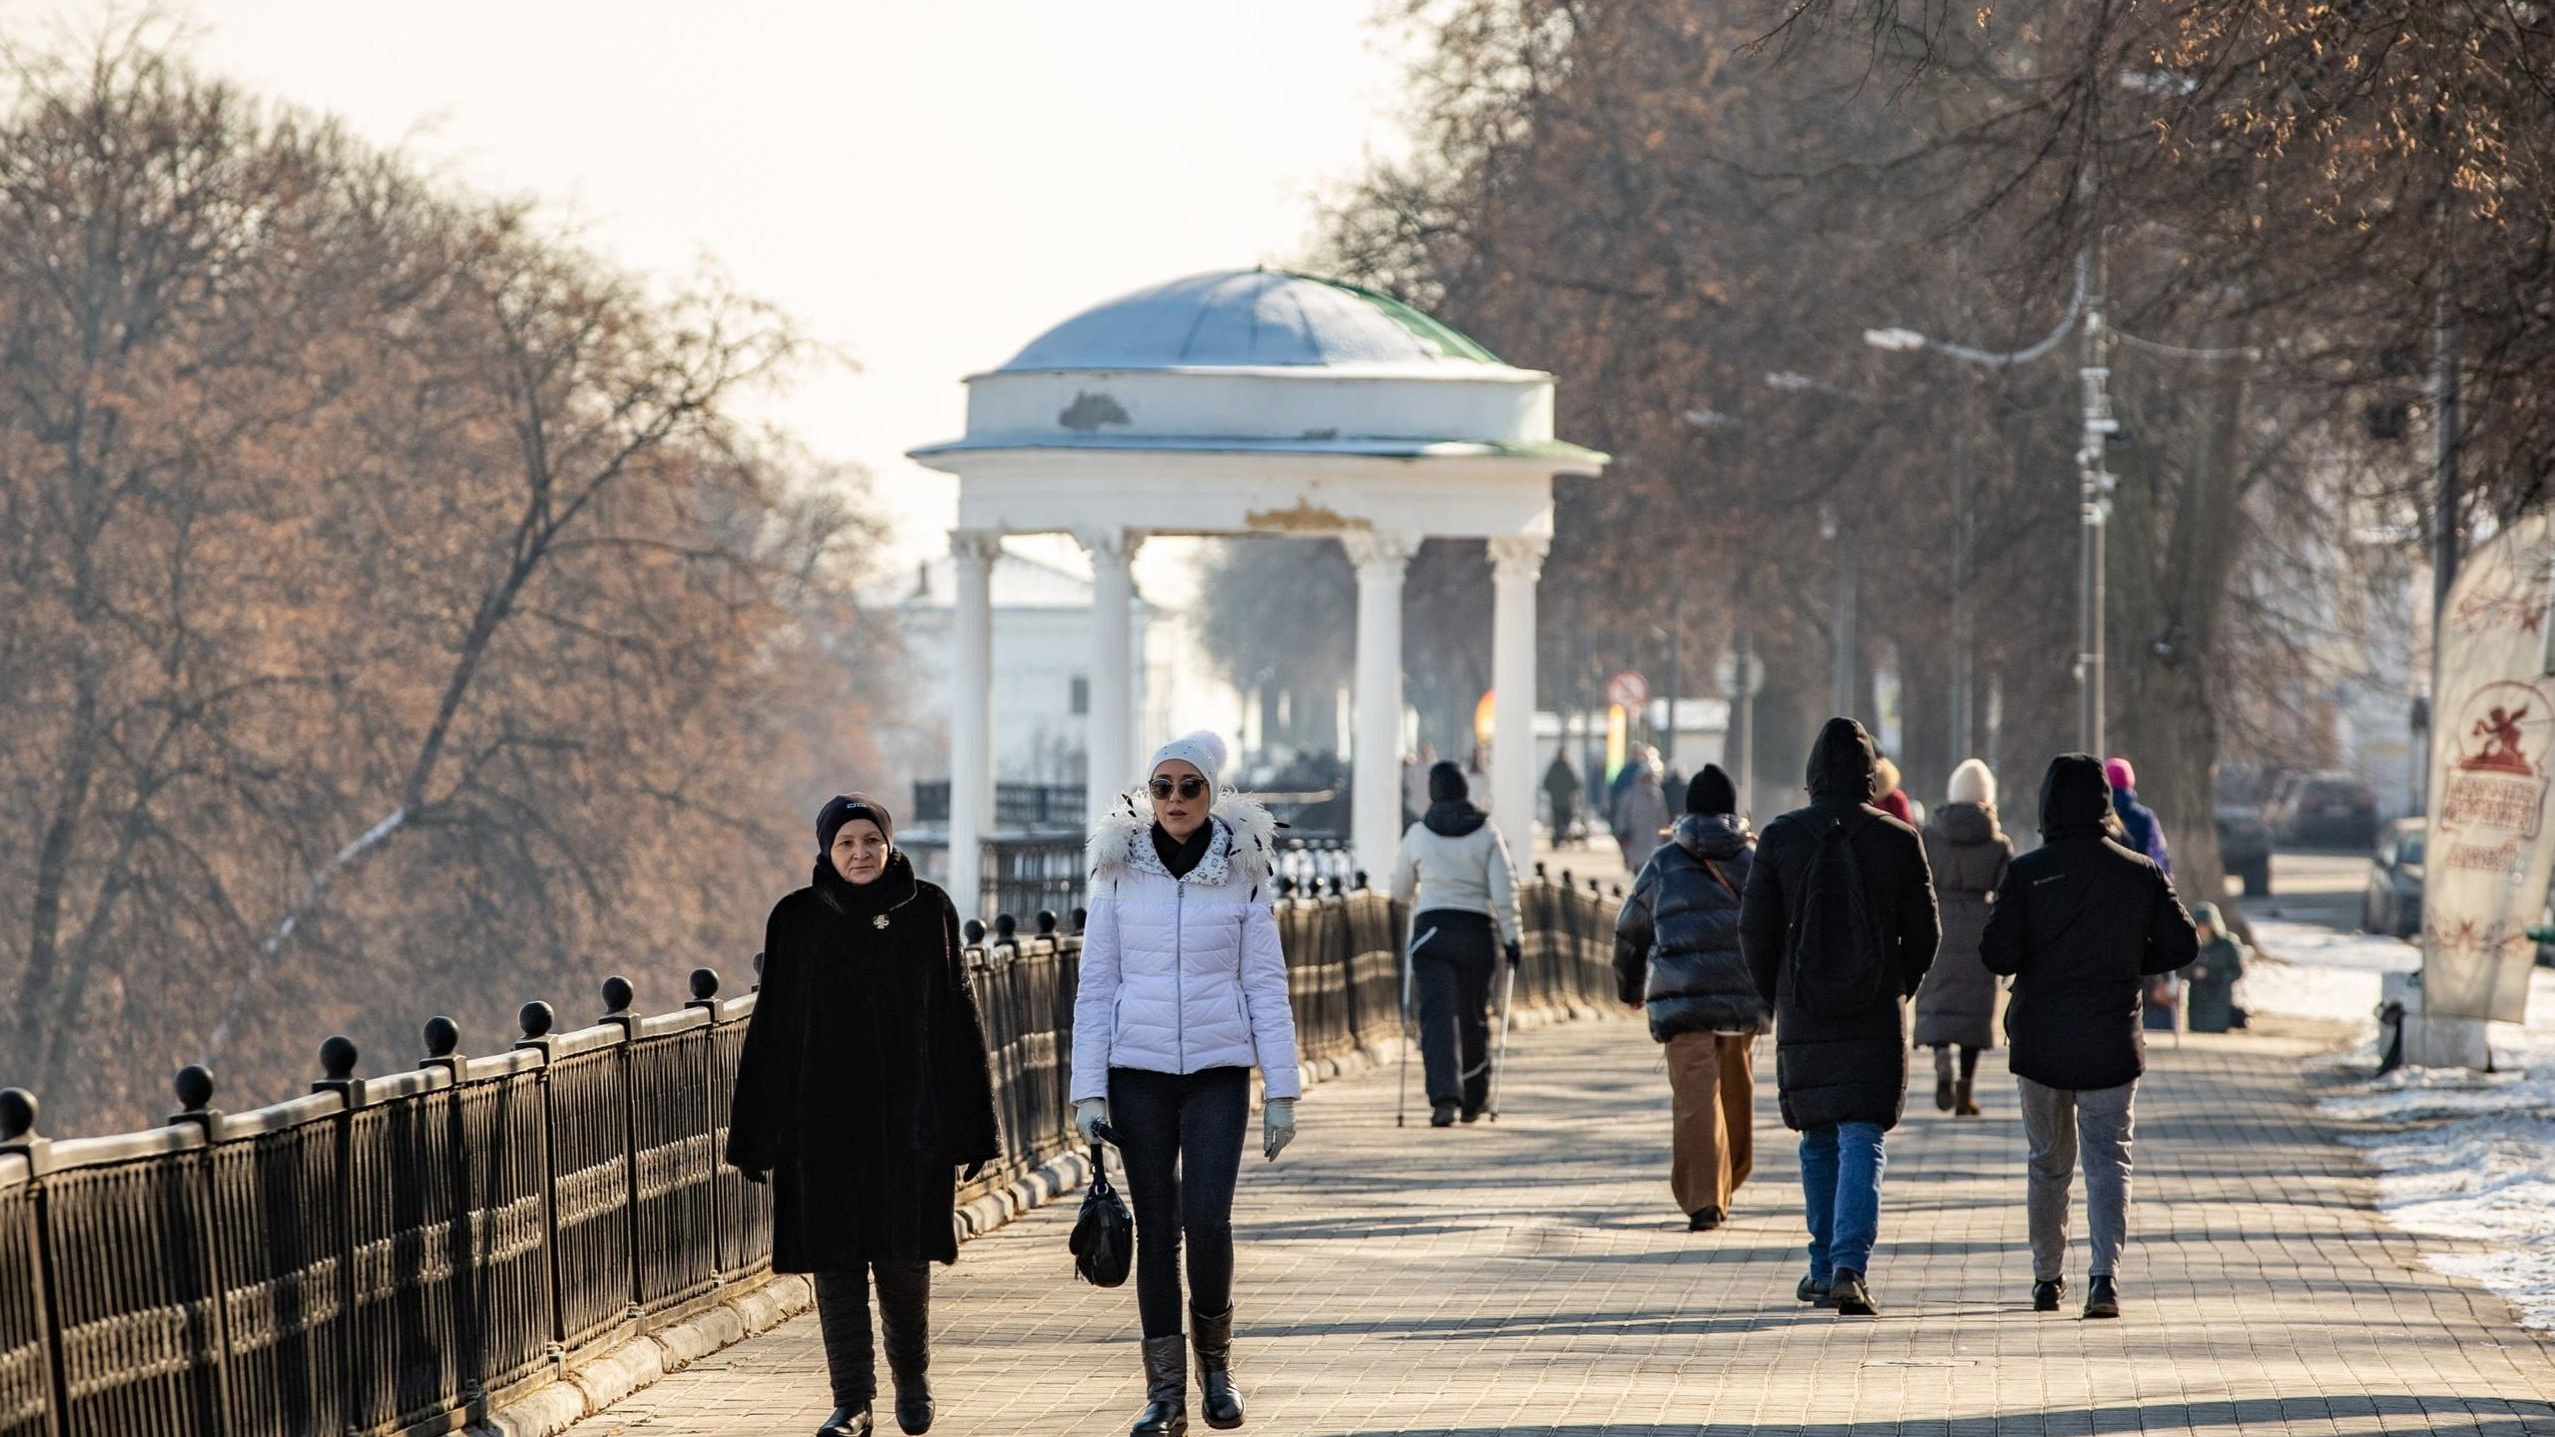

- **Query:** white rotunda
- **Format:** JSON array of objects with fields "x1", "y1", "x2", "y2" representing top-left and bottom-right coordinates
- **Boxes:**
[{"x1": 910, "y1": 268, "x2": 1608, "y2": 902}]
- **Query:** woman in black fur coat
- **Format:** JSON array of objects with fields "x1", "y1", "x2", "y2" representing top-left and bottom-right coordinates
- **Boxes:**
[{"x1": 727, "y1": 793, "x2": 1001, "y2": 1437}]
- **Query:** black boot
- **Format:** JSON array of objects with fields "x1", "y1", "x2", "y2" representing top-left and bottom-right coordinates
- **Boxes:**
[
  {"x1": 817, "y1": 1408, "x2": 874, "y2": 1437},
  {"x1": 1933, "y1": 1049, "x2": 1955, "y2": 1111},
  {"x1": 2082, "y1": 1275, "x2": 2120, "y2": 1319},
  {"x1": 1830, "y1": 1268, "x2": 1879, "y2": 1317},
  {"x1": 1132, "y1": 1334, "x2": 1189, "y2": 1437},
  {"x1": 2032, "y1": 1278, "x2": 2065, "y2": 1312},
  {"x1": 1191, "y1": 1306, "x2": 1244, "y2": 1429},
  {"x1": 1430, "y1": 1101, "x2": 1458, "y2": 1128},
  {"x1": 1795, "y1": 1273, "x2": 1830, "y2": 1304},
  {"x1": 1687, "y1": 1207, "x2": 1724, "y2": 1232},
  {"x1": 814, "y1": 1271, "x2": 878, "y2": 1437},
  {"x1": 877, "y1": 1261, "x2": 934, "y2": 1435}
]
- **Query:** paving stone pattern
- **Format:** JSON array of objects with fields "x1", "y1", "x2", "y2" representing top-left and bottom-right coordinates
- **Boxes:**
[{"x1": 566, "y1": 1017, "x2": 2555, "y2": 1436}]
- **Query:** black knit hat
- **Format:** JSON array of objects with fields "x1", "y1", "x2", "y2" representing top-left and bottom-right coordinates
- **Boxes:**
[
  {"x1": 1686, "y1": 763, "x2": 1738, "y2": 816},
  {"x1": 816, "y1": 792, "x2": 893, "y2": 853},
  {"x1": 1427, "y1": 760, "x2": 1469, "y2": 804}
]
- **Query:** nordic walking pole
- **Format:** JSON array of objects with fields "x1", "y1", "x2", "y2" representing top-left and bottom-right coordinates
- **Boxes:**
[
  {"x1": 1488, "y1": 942, "x2": 1519, "y2": 1120},
  {"x1": 1397, "y1": 925, "x2": 1436, "y2": 1127}
]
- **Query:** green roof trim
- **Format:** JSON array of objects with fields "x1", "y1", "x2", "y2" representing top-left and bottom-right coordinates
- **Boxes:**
[{"x1": 1282, "y1": 271, "x2": 1506, "y2": 365}]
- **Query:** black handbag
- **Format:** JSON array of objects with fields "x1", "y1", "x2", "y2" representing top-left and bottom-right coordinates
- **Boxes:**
[{"x1": 1069, "y1": 1132, "x2": 1134, "y2": 1288}]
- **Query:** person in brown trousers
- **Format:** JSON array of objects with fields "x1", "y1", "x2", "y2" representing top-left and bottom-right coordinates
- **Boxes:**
[{"x1": 1613, "y1": 765, "x2": 1773, "y2": 1230}]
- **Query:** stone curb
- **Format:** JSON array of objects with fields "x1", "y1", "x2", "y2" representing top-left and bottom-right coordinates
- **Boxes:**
[{"x1": 483, "y1": 1000, "x2": 1611, "y2": 1436}]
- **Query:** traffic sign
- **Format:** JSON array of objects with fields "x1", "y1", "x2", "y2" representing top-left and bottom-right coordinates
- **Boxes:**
[
  {"x1": 1606, "y1": 670, "x2": 1649, "y2": 710},
  {"x1": 1715, "y1": 649, "x2": 1766, "y2": 698}
]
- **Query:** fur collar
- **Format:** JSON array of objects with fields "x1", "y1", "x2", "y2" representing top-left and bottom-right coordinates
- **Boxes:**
[{"x1": 1088, "y1": 788, "x2": 1278, "y2": 890}]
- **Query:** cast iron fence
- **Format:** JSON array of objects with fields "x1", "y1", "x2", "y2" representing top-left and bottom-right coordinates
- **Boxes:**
[{"x1": 0, "y1": 875, "x2": 1618, "y2": 1437}]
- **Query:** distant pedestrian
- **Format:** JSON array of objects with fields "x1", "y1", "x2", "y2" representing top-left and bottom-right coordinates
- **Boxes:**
[
  {"x1": 1613, "y1": 752, "x2": 1671, "y2": 872},
  {"x1": 1465, "y1": 744, "x2": 1495, "y2": 813},
  {"x1": 2104, "y1": 757, "x2": 2171, "y2": 874},
  {"x1": 1544, "y1": 751, "x2": 1583, "y2": 841},
  {"x1": 1614, "y1": 764, "x2": 1772, "y2": 1232},
  {"x1": 1072, "y1": 732, "x2": 1302, "y2": 1435},
  {"x1": 2183, "y1": 903, "x2": 2248, "y2": 1034},
  {"x1": 1981, "y1": 754, "x2": 2199, "y2": 1321},
  {"x1": 1392, "y1": 762, "x2": 1523, "y2": 1128},
  {"x1": 1402, "y1": 743, "x2": 1436, "y2": 828},
  {"x1": 1739, "y1": 718, "x2": 1941, "y2": 1318},
  {"x1": 1913, "y1": 759, "x2": 2014, "y2": 1117},
  {"x1": 727, "y1": 793, "x2": 1002, "y2": 1437},
  {"x1": 1872, "y1": 755, "x2": 1915, "y2": 827}
]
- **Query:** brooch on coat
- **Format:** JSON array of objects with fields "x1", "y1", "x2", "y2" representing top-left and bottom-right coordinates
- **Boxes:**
[{"x1": 872, "y1": 914, "x2": 891, "y2": 930}]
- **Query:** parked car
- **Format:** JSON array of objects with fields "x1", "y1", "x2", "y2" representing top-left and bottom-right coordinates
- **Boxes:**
[
  {"x1": 2362, "y1": 818, "x2": 2425, "y2": 939},
  {"x1": 2269, "y1": 772, "x2": 2382, "y2": 849},
  {"x1": 2215, "y1": 806, "x2": 2273, "y2": 895}
]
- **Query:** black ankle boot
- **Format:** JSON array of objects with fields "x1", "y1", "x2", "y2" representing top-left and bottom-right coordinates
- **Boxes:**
[
  {"x1": 2083, "y1": 1274, "x2": 2120, "y2": 1319},
  {"x1": 1191, "y1": 1306, "x2": 1244, "y2": 1429},
  {"x1": 818, "y1": 1406, "x2": 874, "y2": 1437},
  {"x1": 1830, "y1": 1268, "x2": 1879, "y2": 1317},
  {"x1": 1132, "y1": 1334, "x2": 1189, "y2": 1437},
  {"x1": 1430, "y1": 1101, "x2": 1458, "y2": 1128},
  {"x1": 1796, "y1": 1273, "x2": 1830, "y2": 1304},
  {"x1": 2033, "y1": 1278, "x2": 2065, "y2": 1312}
]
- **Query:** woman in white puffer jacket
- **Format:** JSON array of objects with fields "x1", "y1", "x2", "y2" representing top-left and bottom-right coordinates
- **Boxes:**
[{"x1": 1071, "y1": 731, "x2": 1299, "y2": 1437}]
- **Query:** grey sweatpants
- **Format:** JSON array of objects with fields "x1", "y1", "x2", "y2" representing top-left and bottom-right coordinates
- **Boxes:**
[{"x1": 2017, "y1": 1076, "x2": 2136, "y2": 1282}]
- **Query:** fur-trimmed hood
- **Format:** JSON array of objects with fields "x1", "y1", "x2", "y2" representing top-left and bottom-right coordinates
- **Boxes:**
[{"x1": 1088, "y1": 789, "x2": 1279, "y2": 891}]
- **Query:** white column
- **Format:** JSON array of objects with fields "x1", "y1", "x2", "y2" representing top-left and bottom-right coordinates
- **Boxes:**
[
  {"x1": 947, "y1": 529, "x2": 1000, "y2": 920},
  {"x1": 1490, "y1": 534, "x2": 1548, "y2": 878},
  {"x1": 1079, "y1": 527, "x2": 1143, "y2": 820},
  {"x1": 1345, "y1": 531, "x2": 1416, "y2": 883}
]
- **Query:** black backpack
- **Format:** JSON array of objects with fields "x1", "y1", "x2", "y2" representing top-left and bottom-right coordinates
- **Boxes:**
[{"x1": 1787, "y1": 813, "x2": 1893, "y2": 1017}]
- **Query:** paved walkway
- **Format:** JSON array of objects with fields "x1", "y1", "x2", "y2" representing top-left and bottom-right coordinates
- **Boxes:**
[{"x1": 568, "y1": 1016, "x2": 2555, "y2": 1436}]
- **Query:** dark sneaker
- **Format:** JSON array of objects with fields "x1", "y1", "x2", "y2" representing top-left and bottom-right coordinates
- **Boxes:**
[
  {"x1": 1796, "y1": 1273, "x2": 1831, "y2": 1304},
  {"x1": 2033, "y1": 1278, "x2": 2065, "y2": 1312},
  {"x1": 1687, "y1": 1208, "x2": 1724, "y2": 1232},
  {"x1": 1429, "y1": 1102, "x2": 1458, "y2": 1128},
  {"x1": 2082, "y1": 1275, "x2": 2120, "y2": 1319},
  {"x1": 1830, "y1": 1268, "x2": 1879, "y2": 1317},
  {"x1": 1460, "y1": 1105, "x2": 1484, "y2": 1124}
]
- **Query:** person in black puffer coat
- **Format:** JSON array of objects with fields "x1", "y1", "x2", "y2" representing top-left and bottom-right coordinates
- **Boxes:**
[
  {"x1": 1739, "y1": 718, "x2": 1940, "y2": 1318},
  {"x1": 1981, "y1": 753, "x2": 2198, "y2": 1321},
  {"x1": 1614, "y1": 764, "x2": 1771, "y2": 1232}
]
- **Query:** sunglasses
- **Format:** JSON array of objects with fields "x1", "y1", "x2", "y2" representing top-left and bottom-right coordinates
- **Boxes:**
[{"x1": 1148, "y1": 776, "x2": 1211, "y2": 800}]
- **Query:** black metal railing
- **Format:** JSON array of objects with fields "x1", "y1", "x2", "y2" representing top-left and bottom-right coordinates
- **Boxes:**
[
  {"x1": 0, "y1": 875, "x2": 1619, "y2": 1437},
  {"x1": 908, "y1": 781, "x2": 1086, "y2": 830}
]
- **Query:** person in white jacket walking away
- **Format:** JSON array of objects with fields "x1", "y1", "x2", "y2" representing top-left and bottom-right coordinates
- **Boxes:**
[
  {"x1": 1391, "y1": 761, "x2": 1522, "y2": 1127},
  {"x1": 1072, "y1": 731, "x2": 1301, "y2": 1437}
]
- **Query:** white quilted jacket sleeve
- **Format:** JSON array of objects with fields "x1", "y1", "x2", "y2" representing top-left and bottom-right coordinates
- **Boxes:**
[
  {"x1": 1239, "y1": 898, "x2": 1303, "y2": 1099},
  {"x1": 1069, "y1": 888, "x2": 1122, "y2": 1103}
]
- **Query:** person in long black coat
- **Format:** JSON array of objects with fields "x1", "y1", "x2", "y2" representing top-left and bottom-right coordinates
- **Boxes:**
[
  {"x1": 1738, "y1": 718, "x2": 1940, "y2": 1317},
  {"x1": 727, "y1": 793, "x2": 1001, "y2": 1437},
  {"x1": 1981, "y1": 754, "x2": 2197, "y2": 1321}
]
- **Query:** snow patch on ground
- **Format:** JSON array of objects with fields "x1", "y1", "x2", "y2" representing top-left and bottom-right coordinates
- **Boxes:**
[{"x1": 2247, "y1": 919, "x2": 2555, "y2": 1328}]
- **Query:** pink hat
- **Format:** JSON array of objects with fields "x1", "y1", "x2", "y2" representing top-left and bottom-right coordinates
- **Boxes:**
[{"x1": 2104, "y1": 757, "x2": 2136, "y2": 792}]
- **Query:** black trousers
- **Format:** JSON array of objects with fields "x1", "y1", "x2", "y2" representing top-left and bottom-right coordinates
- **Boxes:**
[
  {"x1": 1413, "y1": 909, "x2": 1497, "y2": 1112},
  {"x1": 813, "y1": 1259, "x2": 930, "y2": 1407},
  {"x1": 1110, "y1": 1065, "x2": 1249, "y2": 1339}
]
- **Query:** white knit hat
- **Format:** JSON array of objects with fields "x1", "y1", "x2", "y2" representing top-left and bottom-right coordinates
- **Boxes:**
[
  {"x1": 1947, "y1": 758, "x2": 1997, "y2": 807},
  {"x1": 1149, "y1": 730, "x2": 1229, "y2": 795}
]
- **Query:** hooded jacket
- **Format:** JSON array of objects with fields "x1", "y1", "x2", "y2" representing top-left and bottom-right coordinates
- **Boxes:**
[
  {"x1": 1613, "y1": 813, "x2": 1772, "y2": 1041},
  {"x1": 1912, "y1": 802, "x2": 2015, "y2": 1050},
  {"x1": 1980, "y1": 754, "x2": 2199, "y2": 1090},
  {"x1": 1070, "y1": 792, "x2": 1304, "y2": 1102},
  {"x1": 1737, "y1": 718, "x2": 1943, "y2": 1131}
]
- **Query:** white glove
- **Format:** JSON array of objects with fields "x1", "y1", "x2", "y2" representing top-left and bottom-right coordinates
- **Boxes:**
[
  {"x1": 1262, "y1": 1098, "x2": 1296, "y2": 1162},
  {"x1": 1075, "y1": 1097, "x2": 1110, "y2": 1146}
]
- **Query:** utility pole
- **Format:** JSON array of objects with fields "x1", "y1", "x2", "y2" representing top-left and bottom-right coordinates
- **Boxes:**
[
  {"x1": 1824, "y1": 505, "x2": 1858, "y2": 720},
  {"x1": 1733, "y1": 624, "x2": 1757, "y2": 816},
  {"x1": 2077, "y1": 236, "x2": 2118, "y2": 757},
  {"x1": 1951, "y1": 406, "x2": 1976, "y2": 769},
  {"x1": 2425, "y1": 285, "x2": 2461, "y2": 815}
]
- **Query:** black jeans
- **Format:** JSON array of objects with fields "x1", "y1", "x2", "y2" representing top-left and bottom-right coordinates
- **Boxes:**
[
  {"x1": 1413, "y1": 910, "x2": 1496, "y2": 1112},
  {"x1": 813, "y1": 1258, "x2": 930, "y2": 1407},
  {"x1": 1110, "y1": 1065, "x2": 1249, "y2": 1338}
]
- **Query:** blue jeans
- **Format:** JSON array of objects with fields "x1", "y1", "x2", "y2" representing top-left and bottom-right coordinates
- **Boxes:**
[{"x1": 1799, "y1": 1122, "x2": 1887, "y2": 1280}]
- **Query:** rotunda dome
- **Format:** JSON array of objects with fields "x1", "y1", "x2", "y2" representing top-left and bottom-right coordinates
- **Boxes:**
[{"x1": 999, "y1": 269, "x2": 1505, "y2": 372}]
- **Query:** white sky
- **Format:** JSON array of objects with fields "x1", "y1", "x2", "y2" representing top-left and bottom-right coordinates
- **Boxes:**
[{"x1": 16, "y1": 0, "x2": 1421, "y2": 597}]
